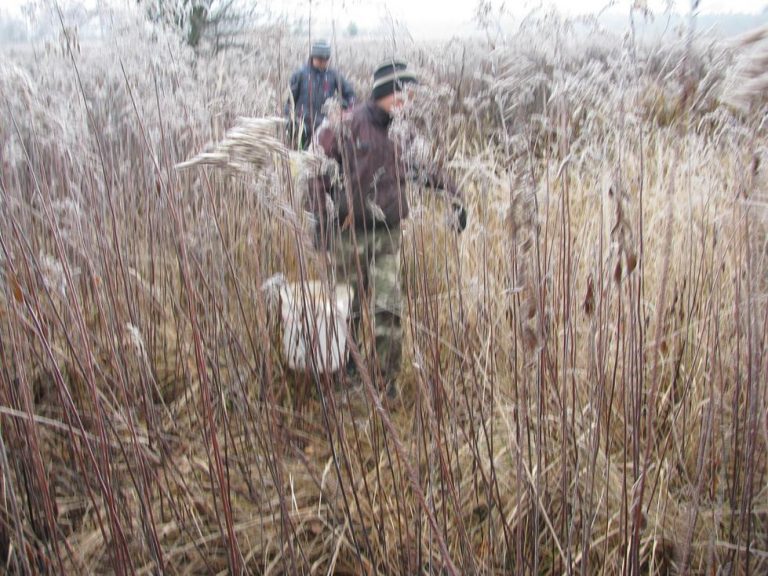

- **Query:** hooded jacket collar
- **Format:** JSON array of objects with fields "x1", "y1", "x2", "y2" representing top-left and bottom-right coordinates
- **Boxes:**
[
  {"x1": 366, "y1": 100, "x2": 392, "y2": 129},
  {"x1": 307, "y1": 60, "x2": 327, "y2": 74}
]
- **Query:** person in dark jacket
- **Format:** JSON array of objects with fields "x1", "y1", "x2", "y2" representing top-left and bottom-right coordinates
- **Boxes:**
[
  {"x1": 308, "y1": 59, "x2": 467, "y2": 393},
  {"x1": 285, "y1": 39, "x2": 356, "y2": 150}
]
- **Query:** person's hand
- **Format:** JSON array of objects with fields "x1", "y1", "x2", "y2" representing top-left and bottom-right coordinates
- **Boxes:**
[{"x1": 450, "y1": 200, "x2": 467, "y2": 234}]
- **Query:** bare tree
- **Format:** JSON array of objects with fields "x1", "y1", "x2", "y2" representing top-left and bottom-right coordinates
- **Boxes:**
[{"x1": 140, "y1": 0, "x2": 258, "y2": 52}]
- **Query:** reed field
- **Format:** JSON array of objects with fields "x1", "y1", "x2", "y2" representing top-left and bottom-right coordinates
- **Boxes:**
[{"x1": 0, "y1": 4, "x2": 767, "y2": 574}]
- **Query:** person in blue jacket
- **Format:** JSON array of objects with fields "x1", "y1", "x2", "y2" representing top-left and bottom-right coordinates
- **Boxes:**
[{"x1": 285, "y1": 39, "x2": 356, "y2": 150}]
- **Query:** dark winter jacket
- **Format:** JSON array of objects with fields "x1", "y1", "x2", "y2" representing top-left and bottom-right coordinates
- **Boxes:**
[
  {"x1": 285, "y1": 62, "x2": 356, "y2": 137},
  {"x1": 308, "y1": 100, "x2": 458, "y2": 233}
]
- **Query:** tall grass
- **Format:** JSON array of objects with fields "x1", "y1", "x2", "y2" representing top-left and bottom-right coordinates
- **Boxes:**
[{"x1": 0, "y1": 6, "x2": 766, "y2": 574}]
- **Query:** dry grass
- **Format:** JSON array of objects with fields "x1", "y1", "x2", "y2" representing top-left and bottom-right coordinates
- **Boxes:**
[{"x1": 0, "y1": 7, "x2": 766, "y2": 575}]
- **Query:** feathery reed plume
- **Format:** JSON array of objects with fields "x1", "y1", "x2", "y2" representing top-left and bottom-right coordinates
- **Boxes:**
[
  {"x1": 176, "y1": 116, "x2": 322, "y2": 176},
  {"x1": 722, "y1": 25, "x2": 768, "y2": 112}
]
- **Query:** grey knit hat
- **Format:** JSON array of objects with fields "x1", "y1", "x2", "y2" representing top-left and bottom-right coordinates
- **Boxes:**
[
  {"x1": 371, "y1": 59, "x2": 418, "y2": 100},
  {"x1": 310, "y1": 40, "x2": 331, "y2": 59}
]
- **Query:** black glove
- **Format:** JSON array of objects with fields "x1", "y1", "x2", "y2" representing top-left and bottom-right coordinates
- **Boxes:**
[{"x1": 451, "y1": 200, "x2": 467, "y2": 234}]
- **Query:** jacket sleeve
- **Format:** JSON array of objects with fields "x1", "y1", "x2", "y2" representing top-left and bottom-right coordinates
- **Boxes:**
[
  {"x1": 422, "y1": 166, "x2": 460, "y2": 201},
  {"x1": 306, "y1": 124, "x2": 343, "y2": 219},
  {"x1": 284, "y1": 69, "x2": 302, "y2": 117},
  {"x1": 408, "y1": 141, "x2": 460, "y2": 201}
]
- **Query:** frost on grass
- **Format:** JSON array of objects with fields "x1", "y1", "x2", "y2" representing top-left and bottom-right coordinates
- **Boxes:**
[
  {"x1": 38, "y1": 253, "x2": 67, "y2": 299},
  {"x1": 175, "y1": 117, "x2": 289, "y2": 174},
  {"x1": 1, "y1": 6, "x2": 767, "y2": 575},
  {"x1": 722, "y1": 24, "x2": 768, "y2": 112}
]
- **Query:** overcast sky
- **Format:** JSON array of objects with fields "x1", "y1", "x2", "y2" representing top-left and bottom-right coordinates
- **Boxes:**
[
  {"x1": 334, "y1": 0, "x2": 767, "y2": 21},
  {"x1": 286, "y1": 0, "x2": 766, "y2": 37},
  {"x1": 2, "y1": 0, "x2": 766, "y2": 37},
  {"x1": 3, "y1": 0, "x2": 765, "y2": 16}
]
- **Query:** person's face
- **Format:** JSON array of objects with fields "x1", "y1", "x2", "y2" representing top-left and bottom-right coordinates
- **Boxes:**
[
  {"x1": 312, "y1": 56, "x2": 329, "y2": 70},
  {"x1": 393, "y1": 87, "x2": 415, "y2": 110},
  {"x1": 378, "y1": 87, "x2": 415, "y2": 114}
]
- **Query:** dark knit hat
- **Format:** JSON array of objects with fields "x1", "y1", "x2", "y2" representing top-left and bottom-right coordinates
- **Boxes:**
[
  {"x1": 310, "y1": 40, "x2": 331, "y2": 59},
  {"x1": 371, "y1": 59, "x2": 418, "y2": 101}
]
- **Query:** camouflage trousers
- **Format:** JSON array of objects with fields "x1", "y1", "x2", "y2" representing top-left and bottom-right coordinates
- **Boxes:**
[{"x1": 326, "y1": 225, "x2": 403, "y2": 385}]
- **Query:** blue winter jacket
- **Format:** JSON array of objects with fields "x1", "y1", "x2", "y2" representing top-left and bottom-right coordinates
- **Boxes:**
[{"x1": 285, "y1": 62, "x2": 356, "y2": 137}]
